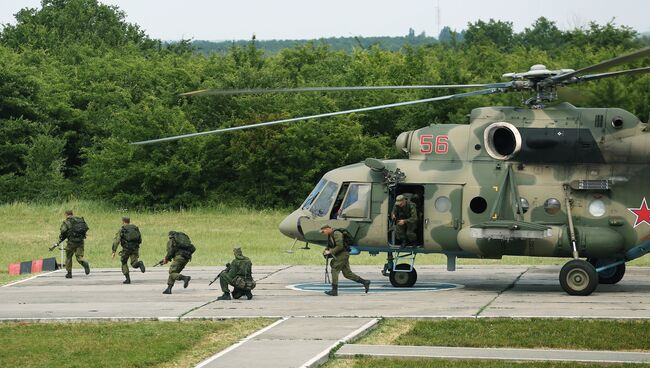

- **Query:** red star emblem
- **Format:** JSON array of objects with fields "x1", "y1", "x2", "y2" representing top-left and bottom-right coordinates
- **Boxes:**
[{"x1": 629, "y1": 197, "x2": 650, "y2": 228}]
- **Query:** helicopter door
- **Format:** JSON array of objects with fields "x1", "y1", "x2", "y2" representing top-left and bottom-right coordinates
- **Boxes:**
[{"x1": 423, "y1": 184, "x2": 463, "y2": 251}]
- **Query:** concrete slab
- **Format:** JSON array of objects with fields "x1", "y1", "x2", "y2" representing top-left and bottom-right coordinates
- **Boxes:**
[
  {"x1": 1, "y1": 265, "x2": 650, "y2": 320},
  {"x1": 336, "y1": 344, "x2": 650, "y2": 364},
  {"x1": 196, "y1": 317, "x2": 378, "y2": 368}
]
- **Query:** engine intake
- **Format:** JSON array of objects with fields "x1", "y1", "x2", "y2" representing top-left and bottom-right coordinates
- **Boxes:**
[{"x1": 484, "y1": 122, "x2": 522, "y2": 160}]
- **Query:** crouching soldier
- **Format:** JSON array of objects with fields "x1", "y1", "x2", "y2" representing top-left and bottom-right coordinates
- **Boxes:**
[
  {"x1": 217, "y1": 247, "x2": 256, "y2": 301},
  {"x1": 161, "y1": 231, "x2": 195, "y2": 294},
  {"x1": 112, "y1": 217, "x2": 145, "y2": 284}
]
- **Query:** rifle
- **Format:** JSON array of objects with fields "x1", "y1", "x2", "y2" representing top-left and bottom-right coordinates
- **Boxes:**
[
  {"x1": 324, "y1": 253, "x2": 331, "y2": 284},
  {"x1": 209, "y1": 263, "x2": 230, "y2": 286},
  {"x1": 48, "y1": 241, "x2": 63, "y2": 252},
  {"x1": 153, "y1": 259, "x2": 165, "y2": 267}
]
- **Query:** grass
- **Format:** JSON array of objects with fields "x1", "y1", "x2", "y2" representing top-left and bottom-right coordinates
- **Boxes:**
[
  {"x1": 2, "y1": 200, "x2": 649, "y2": 284},
  {"x1": 0, "y1": 319, "x2": 272, "y2": 368},
  {"x1": 324, "y1": 319, "x2": 650, "y2": 368},
  {"x1": 356, "y1": 318, "x2": 650, "y2": 351}
]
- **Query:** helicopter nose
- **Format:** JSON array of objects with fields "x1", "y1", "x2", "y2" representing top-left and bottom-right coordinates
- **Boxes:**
[{"x1": 279, "y1": 210, "x2": 305, "y2": 240}]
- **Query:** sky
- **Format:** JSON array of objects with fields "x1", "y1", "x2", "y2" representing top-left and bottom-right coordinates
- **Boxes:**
[{"x1": 1, "y1": 0, "x2": 648, "y2": 41}]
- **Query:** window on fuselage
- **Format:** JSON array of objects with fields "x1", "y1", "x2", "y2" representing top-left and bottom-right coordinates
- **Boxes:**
[{"x1": 340, "y1": 183, "x2": 371, "y2": 219}]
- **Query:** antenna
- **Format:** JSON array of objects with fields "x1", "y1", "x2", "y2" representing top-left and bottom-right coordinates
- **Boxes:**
[{"x1": 435, "y1": 0, "x2": 441, "y2": 36}]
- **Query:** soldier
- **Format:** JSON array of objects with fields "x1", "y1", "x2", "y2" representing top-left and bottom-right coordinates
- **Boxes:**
[
  {"x1": 217, "y1": 247, "x2": 255, "y2": 301},
  {"x1": 391, "y1": 194, "x2": 418, "y2": 246},
  {"x1": 161, "y1": 231, "x2": 194, "y2": 294},
  {"x1": 56, "y1": 210, "x2": 90, "y2": 279},
  {"x1": 321, "y1": 225, "x2": 370, "y2": 296},
  {"x1": 111, "y1": 217, "x2": 145, "y2": 284}
]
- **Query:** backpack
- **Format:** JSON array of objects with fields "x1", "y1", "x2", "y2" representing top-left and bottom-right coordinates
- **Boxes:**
[
  {"x1": 333, "y1": 228, "x2": 353, "y2": 252},
  {"x1": 173, "y1": 232, "x2": 196, "y2": 255},
  {"x1": 232, "y1": 258, "x2": 256, "y2": 291},
  {"x1": 67, "y1": 217, "x2": 89, "y2": 242},
  {"x1": 121, "y1": 225, "x2": 142, "y2": 248}
]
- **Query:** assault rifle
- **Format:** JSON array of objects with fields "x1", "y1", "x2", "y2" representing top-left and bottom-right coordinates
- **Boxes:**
[
  {"x1": 48, "y1": 241, "x2": 63, "y2": 251},
  {"x1": 153, "y1": 259, "x2": 165, "y2": 267},
  {"x1": 209, "y1": 263, "x2": 230, "y2": 286}
]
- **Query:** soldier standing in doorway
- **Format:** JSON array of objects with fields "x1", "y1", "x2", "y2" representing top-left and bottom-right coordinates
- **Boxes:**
[{"x1": 391, "y1": 194, "x2": 418, "y2": 246}]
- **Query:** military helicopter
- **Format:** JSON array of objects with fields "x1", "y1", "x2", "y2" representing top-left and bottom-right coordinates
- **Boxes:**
[{"x1": 134, "y1": 47, "x2": 650, "y2": 296}]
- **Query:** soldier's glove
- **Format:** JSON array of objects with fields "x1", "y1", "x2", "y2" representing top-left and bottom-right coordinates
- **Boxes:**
[{"x1": 48, "y1": 243, "x2": 59, "y2": 251}]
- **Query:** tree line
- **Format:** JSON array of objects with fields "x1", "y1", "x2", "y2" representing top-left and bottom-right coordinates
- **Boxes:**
[{"x1": 1, "y1": 0, "x2": 649, "y2": 208}]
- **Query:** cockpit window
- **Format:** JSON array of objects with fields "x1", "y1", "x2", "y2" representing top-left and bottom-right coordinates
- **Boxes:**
[
  {"x1": 310, "y1": 181, "x2": 339, "y2": 217},
  {"x1": 302, "y1": 178, "x2": 326, "y2": 210}
]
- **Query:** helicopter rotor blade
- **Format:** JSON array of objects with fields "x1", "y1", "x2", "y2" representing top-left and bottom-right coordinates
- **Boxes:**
[
  {"x1": 179, "y1": 83, "x2": 507, "y2": 97},
  {"x1": 132, "y1": 88, "x2": 502, "y2": 145},
  {"x1": 552, "y1": 46, "x2": 650, "y2": 83},
  {"x1": 566, "y1": 66, "x2": 650, "y2": 84}
]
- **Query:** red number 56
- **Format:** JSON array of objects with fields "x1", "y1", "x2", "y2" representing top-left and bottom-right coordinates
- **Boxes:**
[{"x1": 420, "y1": 135, "x2": 448, "y2": 154}]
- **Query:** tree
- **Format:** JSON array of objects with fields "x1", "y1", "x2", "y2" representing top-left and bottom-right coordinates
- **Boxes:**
[
  {"x1": 520, "y1": 17, "x2": 565, "y2": 51},
  {"x1": 464, "y1": 19, "x2": 515, "y2": 50},
  {"x1": 0, "y1": 0, "x2": 156, "y2": 52}
]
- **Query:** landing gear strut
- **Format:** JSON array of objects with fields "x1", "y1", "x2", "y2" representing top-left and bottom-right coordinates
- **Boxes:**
[{"x1": 588, "y1": 258, "x2": 626, "y2": 284}]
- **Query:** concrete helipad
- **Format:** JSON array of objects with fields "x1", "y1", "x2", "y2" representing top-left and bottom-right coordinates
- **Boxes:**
[{"x1": 2, "y1": 265, "x2": 650, "y2": 320}]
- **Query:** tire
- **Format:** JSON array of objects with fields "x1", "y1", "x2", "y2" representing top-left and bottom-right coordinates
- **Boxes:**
[
  {"x1": 588, "y1": 258, "x2": 626, "y2": 285},
  {"x1": 559, "y1": 260, "x2": 599, "y2": 296},
  {"x1": 389, "y1": 264, "x2": 417, "y2": 287}
]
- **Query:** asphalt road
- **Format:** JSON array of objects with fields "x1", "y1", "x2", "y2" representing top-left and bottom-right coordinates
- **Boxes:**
[{"x1": 2, "y1": 265, "x2": 650, "y2": 320}]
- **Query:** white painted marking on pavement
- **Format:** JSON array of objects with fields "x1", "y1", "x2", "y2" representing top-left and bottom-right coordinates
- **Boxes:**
[
  {"x1": 194, "y1": 317, "x2": 289, "y2": 368},
  {"x1": 2, "y1": 270, "x2": 60, "y2": 288},
  {"x1": 300, "y1": 318, "x2": 380, "y2": 368}
]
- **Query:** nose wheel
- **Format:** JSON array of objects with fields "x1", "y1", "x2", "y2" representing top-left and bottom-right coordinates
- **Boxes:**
[
  {"x1": 559, "y1": 259, "x2": 598, "y2": 296},
  {"x1": 389, "y1": 263, "x2": 417, "y2": 287}
]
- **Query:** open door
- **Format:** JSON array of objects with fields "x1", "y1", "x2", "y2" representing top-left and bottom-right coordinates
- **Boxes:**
[
  {"x1": 424, "y1": 184, "x2": 463, "y2": 251},
  {"x1": 389, "y1": 184, "x2": 425, "y2": 247}
]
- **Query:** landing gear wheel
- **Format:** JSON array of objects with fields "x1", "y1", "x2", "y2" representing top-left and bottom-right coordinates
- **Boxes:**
[
  {"x1": 389, "y1": 264, "x2": 417, "y2": 287},
  {"x1": 588, "y1": 258, "x2": 626, "y2": 284},
  {"x1": 559, "y1": 260, "x2": 598, "y2": 296}
]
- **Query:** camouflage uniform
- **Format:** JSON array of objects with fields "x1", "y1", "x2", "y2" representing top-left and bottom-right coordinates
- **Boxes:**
[
  {"x1": 220, "y1": 249, "x2": 254, "y2": 299},
  {"x1": 165, "y1": 234, "x2": 192, "y2": 287},
  {"x1": 59, "y1": 217, "x2": 90, "y2": 275},
  {"x1": 391, "y1": 200, "x2": 418, "y2": 245},
  {"x1": 112, "y1": 224, "x2": 145, "y2": 282},
  {"x1": 327, "y1": 230, "x2": 368, "y2": 293}
]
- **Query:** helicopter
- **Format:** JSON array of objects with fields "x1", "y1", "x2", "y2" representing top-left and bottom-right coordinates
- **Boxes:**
[{"x1": 134, "y1": 47, "x2": 650, "y2": 296}]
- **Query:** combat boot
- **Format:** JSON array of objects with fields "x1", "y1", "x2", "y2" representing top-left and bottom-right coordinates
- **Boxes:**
[
  {"x1": 245, "y1": 290, "x2": 253, "y2": 300},
  {"x1": 138, "y1": 261, "x2": 146, "y2": 273},
  {"x1": 82, "y1": 262, "x2": 90, "y2": 275},
  {"x1": 123, "y1": 274, "x2": 131, "y2": 284},
  {"x1": 325, "y1": 284, "x2": 338, "y2": 296},
  {"x1": 65, "y1": 271, "x2": 72, "y2": 279},
  {"x1": 363, "y1": 280, "x2": 371, "y2": 293},
  {"x1": 232, "y1": 289, "x2": 244, "y2": 299},
  {"x1": 217, "y1": 292, "x2": 231, "y2": 301},
  {"x1": 162, "y1": 285, "x2": 173, "y2": 294},
  {"x1": 182, "y1": 275, "x2": 191, "y2": 288}
]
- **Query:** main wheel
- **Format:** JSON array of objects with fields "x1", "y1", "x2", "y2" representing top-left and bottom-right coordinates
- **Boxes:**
[
  {"x1": 559, "y1": 260, "x2": 599, "y2": 296},
  {"x1": 588, "y1": 258, "x2": 626, "y2": 284},
  {"x1": 389, "y1": 264, "x2": 417, "y2": 287}
]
